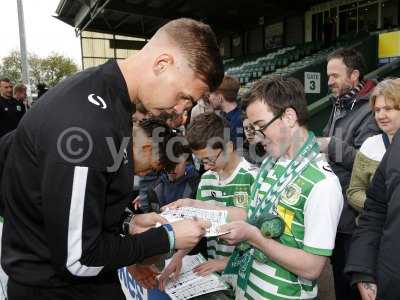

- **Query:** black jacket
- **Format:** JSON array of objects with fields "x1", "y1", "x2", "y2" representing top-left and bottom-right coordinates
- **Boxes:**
[
  {"x1": 345, "y1": 130, "x2": 400, "y2": 300},
  {"x1": 0, "y1": 97, "x2": 26, "y2": 138},
  {"x1": 1, "y1": 60, "x2": 169, "y2": 288},
  {"x1": 148, "y1": 164, "x2": 200, "y2": 212},
  {"x1": 323, "y1": 80, "x2": 380, "y2": 233},
  {"x1": 0, "y1": 130, "x2": 15, "y2": 217}
]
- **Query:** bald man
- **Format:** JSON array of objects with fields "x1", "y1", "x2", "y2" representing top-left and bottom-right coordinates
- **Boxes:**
[{"x1": 2, "y1": 18, "x2": 224, "y2": 300}]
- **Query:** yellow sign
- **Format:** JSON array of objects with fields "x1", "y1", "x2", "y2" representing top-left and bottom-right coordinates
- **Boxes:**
[{"x1": 379, "y1": 31, "x2": 400, "y2": 59}]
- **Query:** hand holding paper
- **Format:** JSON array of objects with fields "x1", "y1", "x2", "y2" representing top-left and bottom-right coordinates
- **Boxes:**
[
  {"x1": 193, "y1": 257, "x2": 229, "y2": 277},
  {"x1": 160, "y1": 207, "x2": 229, "y2": 237},
  {"x1": 130, "y1": 212, "x2": 168, "y2": 234},
  {"x1": 172, "y1": 219, "x2": 210, "y2": 249},
  {"x1": 162, "y1": 254, "x2": 229, "y2": 300},
  {"x1": 159, "y1": 250, "x2": 186, "y2": 291},
  {"x1": 162, "y1": 198, "x2": 195, "y2": 211},
  {"x1": 218, "y1": 220, "x2": 260, "y2": 245}
]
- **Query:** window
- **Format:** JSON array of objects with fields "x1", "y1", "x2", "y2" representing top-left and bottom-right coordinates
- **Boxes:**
[
  {"x1": 339, "y1": 9, "x2": 357, "y2": 35},
  {"x1": 312, "y1": 12, "x2": 324, "y2": 42},
  {"x1": 358, "y1": 3, "x2": 379, "y2": 32},
  {"x1": 382, "y1": 0, "x2": 399, "y2": 28}
]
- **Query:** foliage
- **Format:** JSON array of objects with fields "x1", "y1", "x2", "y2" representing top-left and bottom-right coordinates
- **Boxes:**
[{"x1": 0, "y1": 50, "x2": 79, "y2": 89}]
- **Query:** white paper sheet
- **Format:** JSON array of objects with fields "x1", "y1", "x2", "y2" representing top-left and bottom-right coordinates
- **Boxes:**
[
  {"x1": 160, "y1": 207, "x2": 228, "y2": 237},
  {"x1": 164, "y1": 254, "x2": 229, "y2": 300}
]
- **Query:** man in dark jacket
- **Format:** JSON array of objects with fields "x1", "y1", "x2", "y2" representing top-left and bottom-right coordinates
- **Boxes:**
[
  {"x1": 0, "y1": 78, "x2": 26, "y2": 138},
  {"x1": 1, "y1": 18, "x2": 223, "y2": 300},
  {"x1": 345, "y1": 129, "x2": 400, "y2": 300},
  {"x1": 317, "y1": 47, "x2": 380, "y2": 300},
  {"x1": 208, "y1": 75, "x2": 243, "y2": 146}
]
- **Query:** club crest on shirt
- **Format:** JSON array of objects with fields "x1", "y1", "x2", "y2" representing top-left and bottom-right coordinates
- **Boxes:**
[
  {"x1": 16, "y1": 105, "x2": 22, "y2": 111},
  {"x1": 281, "y1": 184, "x2": 301, "y2": 206},
  {"x1": 234, "y1": 191, "x2": 248, "y2": 208}
]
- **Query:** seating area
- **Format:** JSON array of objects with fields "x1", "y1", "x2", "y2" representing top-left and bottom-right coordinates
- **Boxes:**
[
  {"x1": 225, "y1": 31, "x2": 371, "y2": 89},
  {"x1": 225, "y1": 42, "x2": 323, "y2": 85}
]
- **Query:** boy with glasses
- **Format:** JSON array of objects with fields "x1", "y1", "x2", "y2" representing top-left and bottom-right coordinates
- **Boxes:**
[
  {"x1": 167, "y1": 77, "x2": 344, "y2": 299},
  {"x1": 218, "y1": 76, "x2": 343, "y2": 299},
  {"x1": 159, "y1": 113, "x2": 258, "y2": 290}
]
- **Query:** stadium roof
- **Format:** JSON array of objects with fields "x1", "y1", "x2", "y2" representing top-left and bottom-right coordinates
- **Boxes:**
[{"x1": 55, "y1": 0, "x2": 327, "y2": 38}]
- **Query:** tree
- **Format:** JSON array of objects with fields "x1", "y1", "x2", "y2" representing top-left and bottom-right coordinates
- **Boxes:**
[
  {"x1": 40, "y1": 53, "x2": 78, "y2": 87},
  {"x1": 29, "y1": 53, "x2": 44, "y2": 85},
  {"x1": 0, "y1": 50, "x2": 22, "y2": 84},
  {"x1": 0, "y1": 51, "x2": 79, "y2": 88}
]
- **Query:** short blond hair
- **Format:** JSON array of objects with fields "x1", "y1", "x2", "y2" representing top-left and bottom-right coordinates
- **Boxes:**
[
  {"x1": 13, "y1": 83, "x2": 26, "y2": 94},
  {"x1": 370, "y1": 78, "x2": 400, "y2": 110}
]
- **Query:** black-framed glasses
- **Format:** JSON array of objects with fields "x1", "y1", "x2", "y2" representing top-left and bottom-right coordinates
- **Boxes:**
[
  {"x1": 252, "y1": 113, "x2": 283, "y2": 139},
  {"x1": 199, "y1": 149, "x2": 223, "y2": 166},
  {"x1": 243, "y1": 123, "x2": 255, "y2": 135}
]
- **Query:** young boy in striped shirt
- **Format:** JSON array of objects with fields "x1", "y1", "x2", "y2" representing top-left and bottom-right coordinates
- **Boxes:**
[{"x1": 159, "y1": 113, "x2": 258, "y2": 289}]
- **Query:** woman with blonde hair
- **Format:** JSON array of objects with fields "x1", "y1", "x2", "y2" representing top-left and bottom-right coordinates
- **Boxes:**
[{"x1": 347, "y1": 78, "x2": 400, "y2": 215}]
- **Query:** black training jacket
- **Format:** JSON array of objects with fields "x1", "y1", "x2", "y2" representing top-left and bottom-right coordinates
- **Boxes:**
[
  {"x1": 1, "y1": 60, "x2": 169, "y2": 287},
  {"x1": 345, "y1": 130, "x2": 400, "y2": 300},
  {"x1": 0, "y1": 130, "x2": 15, "y2": 217},
  {"x1": 0, "y1": 97, "x2": 25, "y2": 138}
]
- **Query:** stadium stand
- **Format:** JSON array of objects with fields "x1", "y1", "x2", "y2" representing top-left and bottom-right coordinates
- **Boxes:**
[{"x1": 227, "y1": 32, "x2": 370, "y2": 89}]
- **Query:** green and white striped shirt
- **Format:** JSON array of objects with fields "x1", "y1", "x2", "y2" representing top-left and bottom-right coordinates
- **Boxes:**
[
  {"x1": 196, "y1": 159, "x2": 258, "y2": 260},
  {"x1": 242, "y1": 154, "x2": 343, "y2": 300}
]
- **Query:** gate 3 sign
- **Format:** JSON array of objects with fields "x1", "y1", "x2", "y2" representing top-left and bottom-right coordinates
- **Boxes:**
[{"x1": 304, "y1": 72, "x2": 321, "y2": 94}]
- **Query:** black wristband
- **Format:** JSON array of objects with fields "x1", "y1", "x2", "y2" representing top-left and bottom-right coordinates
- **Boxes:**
[{"x1": 122, "y1": 212, "x2": 134, "y2": 236}]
